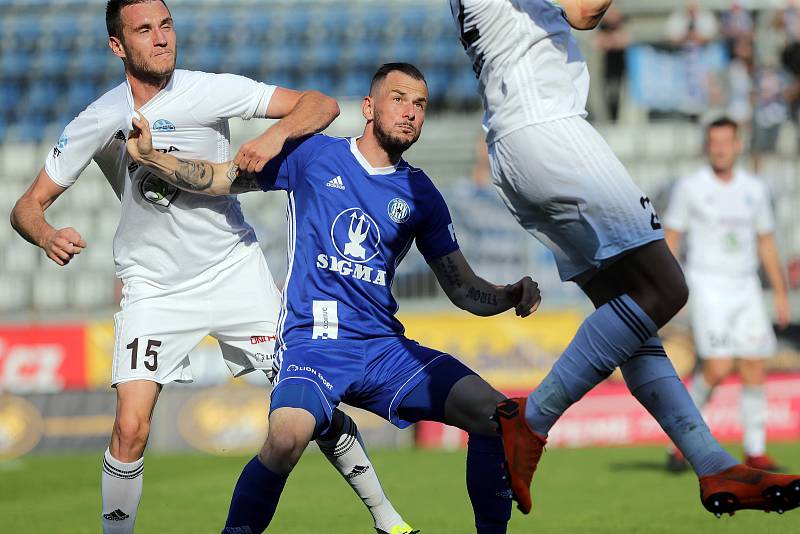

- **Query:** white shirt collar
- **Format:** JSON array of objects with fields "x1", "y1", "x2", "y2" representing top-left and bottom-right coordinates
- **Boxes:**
[
  {"x1": 125, "y1": 71, "x2": 176, "y2": 113},
  {"x1": 349, "y1": 137, "x2": 397, "y2": 175}
]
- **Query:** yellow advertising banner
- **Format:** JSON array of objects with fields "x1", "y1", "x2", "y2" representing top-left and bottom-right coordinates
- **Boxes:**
[{"x1": 398, "y1": 310, "x2": 583, "y2": 389}]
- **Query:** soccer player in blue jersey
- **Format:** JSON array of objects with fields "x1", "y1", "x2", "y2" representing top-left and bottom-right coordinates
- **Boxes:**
[{"x1": 127, "y1": 62, "x2": 541, "y2": 534}]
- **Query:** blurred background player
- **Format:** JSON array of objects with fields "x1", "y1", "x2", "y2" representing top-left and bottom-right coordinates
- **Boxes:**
[
  {"x1": 9, "y1": 1, "x2": 412, "y2": 533},
  {"x1": 663, "y1": 117, "x2": 791, "y2": 473},
  {"x1": 127, "y1": 62, "x2": 542, "y2": 534},
  {"x1": 451, "y1": 0, "x2": 800, "y2": 518}
]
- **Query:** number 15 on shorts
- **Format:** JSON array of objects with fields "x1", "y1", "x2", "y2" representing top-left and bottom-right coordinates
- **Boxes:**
[{"x1": 126, "y1": 338, "x2": 161, "y2": 371}]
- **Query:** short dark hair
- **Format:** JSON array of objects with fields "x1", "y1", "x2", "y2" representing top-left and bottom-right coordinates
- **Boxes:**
[
  {"x1": 369, "y1": 62, "x2": 426, "y2": 95},
  {"x1": 706, "y1": 116, "x2": 739, "y2": 136},
  {"x1": 106, "y1": 0, "x2": 170, "y2": 39}
]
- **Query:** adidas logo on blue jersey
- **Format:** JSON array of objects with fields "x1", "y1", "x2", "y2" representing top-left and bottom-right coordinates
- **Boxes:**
[{"x1": 326, "y1": 175, "x2": 345, "y2": 190}]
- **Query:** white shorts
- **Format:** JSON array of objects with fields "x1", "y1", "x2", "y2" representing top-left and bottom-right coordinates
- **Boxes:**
[
  {"x1": 687, "y1": 271, "x2": 776, "y2": 359},
  {"x1": 111, "y1": 242, "x2": 282, "y2": 386},
  {"x1": 488, "y1": 117, "x2": 664, "y2": 282}
]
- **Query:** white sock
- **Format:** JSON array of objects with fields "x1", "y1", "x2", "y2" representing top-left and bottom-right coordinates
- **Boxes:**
[
  {"x1": 101, "y1": 448, "x2": 144, "y2": 534},
  {"x1": 316, "y1": 411, "x2": 404, "y2": 532},
  {"x1": 741, "y1": 386, "x2": 768, "y2": 457},
  {"x1": 689, "y1": 371, "x2": 713, "y2": 410}
]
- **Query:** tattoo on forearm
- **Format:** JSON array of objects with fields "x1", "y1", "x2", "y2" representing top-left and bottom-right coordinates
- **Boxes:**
[
  {"x1": 466, "y1": 287, "x2": 499, "y2": 306},
  {"x1": 227, "y1": 163, "x2": 260, "y2": 194},
  {"x1": 434, "y1": 256, "x2": 462, "y2": 289},
  {"x1": 225, "y1": 162, "x2": 238, "y2": 184},
  {"x1": 173, "y1": 158, "x2": 214, "y2": 191}
]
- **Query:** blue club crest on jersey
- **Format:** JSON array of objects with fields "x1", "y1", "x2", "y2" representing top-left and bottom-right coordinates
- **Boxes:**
[
  {"x1": 57, "y1": 133, "x2": 68, "y2": 149},
  {"x1": 331, "y1": 208, "x2": 381, "y2": 263},
  {"x1": 152, "y1": 119, "x2": 176, "y2": 132},
  {"x1": 387, "y1": 198, "x2": 410, "y2": 224}
]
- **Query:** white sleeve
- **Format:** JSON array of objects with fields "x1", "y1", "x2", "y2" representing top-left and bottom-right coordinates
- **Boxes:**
[
  {"x1": 662, "y1": 179, "x2": 691, "y2": 232},
  {"x1": 754, "y1": 182, "x2": 775, "y2": 234},
  {"x1": 43, "y1": 106, "x2": 102, "y2": 188},
  {"x1": 197, "y1": 73, "x2": 276, "y2": 121}
]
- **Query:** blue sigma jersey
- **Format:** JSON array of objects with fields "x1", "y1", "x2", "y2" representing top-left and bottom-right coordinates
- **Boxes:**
[{"x1": 257, "y1": 134, "x2": 459, "y2": 347}]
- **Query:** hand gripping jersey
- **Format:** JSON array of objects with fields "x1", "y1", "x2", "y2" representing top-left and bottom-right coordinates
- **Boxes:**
[
  {"x1": 450, "y1": 0, "x2": 590, "y2": 143},
  {"x1": 44, "y1": 70, "x2": 275, "y2": 287},
  {"x1": 256, "y1": 135, "x2": 459, "y2": 349},
  {"x1": 663, "y1": 167, "x2": 775, "y2": 279}
]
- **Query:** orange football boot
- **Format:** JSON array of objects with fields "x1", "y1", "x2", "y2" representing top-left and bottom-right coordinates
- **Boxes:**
[
  {"x1": 699, "y1": 464, "x2": 800, "y2": 517},
  {"x1": 495, "y1": 397, "x2": 547, "y2": 514},
  {"x1": 744, "y1": 454, "x2": 784, "y2": 473}
]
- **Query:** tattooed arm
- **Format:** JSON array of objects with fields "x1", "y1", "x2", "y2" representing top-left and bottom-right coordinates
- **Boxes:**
[
  {"x1": 428, "y1": 250, "x2": 541, "y2": 317},
  {"x1": 126, "y1": 113, "x2": 259, "y2": 196}
]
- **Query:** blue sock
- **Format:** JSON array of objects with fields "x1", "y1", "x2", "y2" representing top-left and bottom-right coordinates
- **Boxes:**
[
  {"x1": 466, "y1": 434, "x2": 511, "y2": 534},
  {"x1": 620, "y1": 339, "x2": 738, "y2": 476},
  {"x1": 526, "y1": 295, "x2": 656, "y2": 436},
  {"x1": 223, "y1": 456, "x2": 287, "y2": 534}
]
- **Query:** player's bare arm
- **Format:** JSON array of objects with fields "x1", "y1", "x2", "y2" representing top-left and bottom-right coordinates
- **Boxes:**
[
  {"x1": 127, "y1": 113, "x2": 257, "y2": 196},
  {"x1": 757, "y1": 233, "x2": 791, "y2": 328},
  {"x1": 429, "y1": 249, "x2": 541, "y2": 317},
  {"x1": 10, "y1": 169, "x2": 87, "y2": 266},
  {"x1": 558, "y1": 0, "x2": 613, "y2": 30},
  {"x1": 235, "y1": 88, "x2": 340, "y2": 173}
]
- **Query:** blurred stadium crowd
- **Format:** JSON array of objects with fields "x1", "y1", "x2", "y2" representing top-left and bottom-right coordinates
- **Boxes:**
[{"x1": 0, "y1": 0, "x2": 799, "y2": 316}]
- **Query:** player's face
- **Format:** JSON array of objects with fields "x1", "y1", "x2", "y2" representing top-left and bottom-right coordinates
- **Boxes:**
[
  {"x1": 371, "y1": 72, "x2": 428, "y2": 153},
  {"x1": 706, "y1": 125, "x2": 741, "y2": 173},
  {"x1": 113, "y1": 1, "x2": 177, "y2": 81}
]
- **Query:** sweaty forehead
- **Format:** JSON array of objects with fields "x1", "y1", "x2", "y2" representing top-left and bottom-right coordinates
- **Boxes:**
[{"x1": 381, "y1": 72, "x2": 428, "y2": 99}]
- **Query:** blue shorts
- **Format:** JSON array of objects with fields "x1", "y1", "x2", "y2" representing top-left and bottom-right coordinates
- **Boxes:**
[{"x1": 270, "y1": 336, "x2": 472, "y2": 431}]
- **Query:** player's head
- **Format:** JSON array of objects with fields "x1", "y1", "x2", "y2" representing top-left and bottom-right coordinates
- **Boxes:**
[
  {"x1": 106, "y1": 0, "x2": 176, "y2": 83},
  {"x1": 704, "y1": 117, "x2": 742, "y2": 174},
  {"x1": 362, "y1": 62, "x2": 428, "y2": 156}
]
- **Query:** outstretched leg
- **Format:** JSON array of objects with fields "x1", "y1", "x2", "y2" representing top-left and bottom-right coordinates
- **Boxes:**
[
  {"x1": 497, "y1": 241, "x2": 758, "y2": 514},
  {"x1": 316, "y1": 409, "x2": 413, "y2": 533}
]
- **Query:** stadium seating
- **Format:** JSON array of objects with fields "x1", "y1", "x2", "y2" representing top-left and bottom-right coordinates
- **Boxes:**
[{"x1": 0, "y1": 0, "x2": 471, "y2": 143}]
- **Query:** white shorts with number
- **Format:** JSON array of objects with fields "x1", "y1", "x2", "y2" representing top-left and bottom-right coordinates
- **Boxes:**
[
  {"x1": 687, "y1": 271, "x2": 776, "y2": 359},
  {"x1": 488, "y1": 116, "x2": 664, "y2": 282},
  {"x1": 111, "y1": 242, "x2": 282, "y2": 386}
]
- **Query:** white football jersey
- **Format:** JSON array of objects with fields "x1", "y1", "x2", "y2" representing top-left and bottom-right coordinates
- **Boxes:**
[
  {"x1": 663, "y1": 167, "x2": 775, "y2": 279},
  {"x1": 450, "y1": 0, "x2": 590, "y2": 143},
  {"x1": 44, "y1": 70, "x2": 275, "y2": 287}
]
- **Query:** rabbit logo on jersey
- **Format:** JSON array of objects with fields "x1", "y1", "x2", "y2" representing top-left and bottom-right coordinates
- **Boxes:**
[{"x1": 316, "y1": 207, "x2": 387, "y2": 286}]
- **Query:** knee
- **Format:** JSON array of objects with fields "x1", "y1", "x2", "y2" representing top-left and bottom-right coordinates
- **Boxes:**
[
  {"x1": 263, "y1": 428, "x2": 310, "y2": 473},
  {"x1": 113, "y1": 415, "x2": 150, "y2": 457},
  {"x1": 638, "y1": 270, "x2": 689, "y2": 327},
  {"x1": 668, "y1": 274, "x2": 689, "y2": 315},
  {"x1": 447, "y1": 379, "x2": 506, "y2": 435}
]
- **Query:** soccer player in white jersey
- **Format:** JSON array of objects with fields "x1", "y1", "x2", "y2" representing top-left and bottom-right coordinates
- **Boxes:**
[
  {"x1": 9, "y1": 2, "x2": 414, "y2": 534},
  {"x1": 451, "y1": 0, "x2": 800, "y2": 518},
  {"x1": 663, "y1": 118, "x2": 790, "y2": 473}
]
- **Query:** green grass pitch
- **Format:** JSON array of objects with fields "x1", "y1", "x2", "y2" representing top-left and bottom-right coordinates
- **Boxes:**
[{"x1": 2, "y1": 443, "x2": 799, "y2": 533}]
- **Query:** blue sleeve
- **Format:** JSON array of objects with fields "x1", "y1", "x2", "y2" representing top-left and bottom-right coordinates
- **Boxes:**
[
  {"x1": 416, "y1": 184, "x2": 460, "y2": 262},
  {"x1": 256, "y1": 135, "x2": 322, "y2": 191}
]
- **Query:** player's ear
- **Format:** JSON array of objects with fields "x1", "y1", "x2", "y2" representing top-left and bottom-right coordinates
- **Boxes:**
[
  {"x1": 362, "y1": 96, "x2": 373, "y2": 121},
  {"x1": 109, "y1": 36, "x2": 126, "y2": 60}
]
